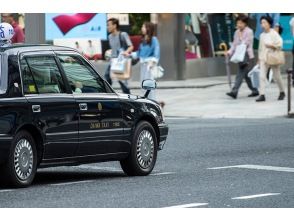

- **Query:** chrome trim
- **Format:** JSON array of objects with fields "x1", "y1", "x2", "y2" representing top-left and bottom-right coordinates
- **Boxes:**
[
  {"x1": 79, "y1": 128, "x2": 124, "y2": 134},
  {"x1": 46, "y1": 131, "x2": 79, "y2": 136},
  {"x1": 46, "y1": 128, "x2": 124, "y2": 137}
]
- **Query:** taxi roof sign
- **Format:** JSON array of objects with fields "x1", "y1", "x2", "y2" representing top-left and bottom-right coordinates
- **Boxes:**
[{"x1": 0, "y1": 22, "x2": 14, "y2": 47}]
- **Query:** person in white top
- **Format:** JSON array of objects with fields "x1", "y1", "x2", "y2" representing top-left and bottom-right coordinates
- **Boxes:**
[
  {"x1": 290, "y1": 17, "x2": 294, "y2": 86},
  {"x1": 256, "y1": 15, "x2": 285, "y2": 102}
]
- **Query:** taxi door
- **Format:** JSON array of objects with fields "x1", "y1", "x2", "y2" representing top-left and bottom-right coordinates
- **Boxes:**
[
  {"x1": 56, "y1": 53, "x2": 128, "y2": 156},
  {"x1": 20, "y1": 52, "x2": 79, "y2": 159}
]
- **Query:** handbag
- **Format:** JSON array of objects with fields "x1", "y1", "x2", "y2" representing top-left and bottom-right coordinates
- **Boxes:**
[
  {"x1": 150, "y1": 65, "x2": 164, "y2": 79},
  {"x1": 266, "y1": 49, "x2": 285, "y2": 66},
  {"x1": 110, "y1": 56, "x2": 132, "y2": 80},
  {"x1": 230, "y1": 43, "x2": 247, "y2": 63}
]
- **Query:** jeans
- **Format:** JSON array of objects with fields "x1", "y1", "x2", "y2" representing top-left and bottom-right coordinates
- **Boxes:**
[{"x1": 104, "y1": 64, "x2": 130, "y2": 94}]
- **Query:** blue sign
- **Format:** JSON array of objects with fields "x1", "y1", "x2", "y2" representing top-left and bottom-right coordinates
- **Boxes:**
[
  {"x1": 280, "y1": 15, "x2": 293, "y2": 51},
  {"x1": 45, "y1": 13, "x2": 107, "y2": 41}
]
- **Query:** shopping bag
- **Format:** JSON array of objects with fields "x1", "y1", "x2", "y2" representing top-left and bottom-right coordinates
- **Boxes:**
[
  {"x1": 110, "y1": 55, "x2": 128, "y2": 74},
  {"x1": 248, "y1": 65, "x2": 260, "y2": 89},
  {"x1": 111, "y1": 58, "x2": 132, "y2": 80},
  {"x1": 150, "y1": 65, "x2": 165, "y2": 79},
  {"x1": 230, "y1": 43, "x2": 247, "y2": 63}
]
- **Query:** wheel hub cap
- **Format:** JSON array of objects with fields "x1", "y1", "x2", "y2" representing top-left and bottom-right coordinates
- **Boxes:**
[
  {"x1": 136, "y1": 130, "x2": 154, "y2": 169},
  {"x1": 14, "y1": 139, "x2": 34, "y2": 181}
]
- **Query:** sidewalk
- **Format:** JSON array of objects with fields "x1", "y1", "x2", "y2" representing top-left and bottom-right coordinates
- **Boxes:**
[{"x1": 113, "y1": 76, "x2": 291, "y2": 119}]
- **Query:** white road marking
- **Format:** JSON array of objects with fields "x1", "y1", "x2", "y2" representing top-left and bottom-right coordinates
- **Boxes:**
[
  {"x1": 164, "y1": 203, "x2": 208, "y2": 208},
  {"x1": 165, "y1": 117, "x2": 189, "y2": 120},
  {"x1": 77, "y1": 165, "x2": 122, "y2": 172},
  {"x1": 150, "y1": 172, "x2": 176, "y2": 176},
  {"x1": 50, "y1": 180, "x2": 94, "y2": 186},
  {"x1": 232, "y1": 193, "x2": 281, "y2": 200},
  {"x1": 0, "y1": 189, "x2": 14, "y2": 193},
  {"x1": 208, "y1": 164, "x2": 294, "y2": 173}
]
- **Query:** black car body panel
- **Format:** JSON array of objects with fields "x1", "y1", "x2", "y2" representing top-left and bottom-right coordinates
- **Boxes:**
[{"x1": 0, "y1": 44, "x2": 168, "y2": 168}]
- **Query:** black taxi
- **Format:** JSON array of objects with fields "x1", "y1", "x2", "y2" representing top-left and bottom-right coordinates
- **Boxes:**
[{"x1": 0, "y1": 44, "x2": 168, "y2": 187}]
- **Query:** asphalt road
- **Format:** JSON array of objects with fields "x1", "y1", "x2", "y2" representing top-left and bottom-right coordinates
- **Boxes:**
[{"x1": 1, "y1": 117, "x2": 294, "y2": 208}]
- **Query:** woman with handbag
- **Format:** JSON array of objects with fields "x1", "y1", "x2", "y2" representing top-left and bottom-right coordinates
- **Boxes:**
[
  {"x1": 256, "y1": 15, "x2": 285, "y2": 102},
  {"x1": 226, "y1": 14, "x2": 259, "y2": 99},
  {"x1": 136, "y1": 22, "x2": 160, "y2": 101}
]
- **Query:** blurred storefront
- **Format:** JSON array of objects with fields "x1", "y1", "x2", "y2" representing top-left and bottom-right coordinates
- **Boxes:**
[{"x1": 2, "y1": 13, "x2": 293, "y2": 80}]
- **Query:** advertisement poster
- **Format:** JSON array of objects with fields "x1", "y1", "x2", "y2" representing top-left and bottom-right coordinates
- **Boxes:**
[
  {"x1": 280, "y1": 15, "x2": 293, "y2": 51},
  {"x1": 45, "y1": 13, "x2": 107, "y2": 41}
]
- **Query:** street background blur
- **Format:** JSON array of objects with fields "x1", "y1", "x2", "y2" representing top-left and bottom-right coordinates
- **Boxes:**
[{"x1": 5, "y1": 13, "x2": 294, "y2": 118}]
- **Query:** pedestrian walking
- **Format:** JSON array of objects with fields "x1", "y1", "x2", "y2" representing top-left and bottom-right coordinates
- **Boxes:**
[
  {"x1": 256, "y1": 15, "x2": 285, "y2": 102},
  {"x1": 104, "y1": 18, "x2": 134, "y2": 94},
  {"x1": 226, "y1": 14, "x2": 259, "y2": 99},
  {"x1": 250, "y1": 13, "x2": 280, "y2": 49},
  {"x1": 136, "y1": 22, "x2": 160, "y2": 101},
  {"x1": 290, "y1": 16, "x2": 294, "y2": 86}
]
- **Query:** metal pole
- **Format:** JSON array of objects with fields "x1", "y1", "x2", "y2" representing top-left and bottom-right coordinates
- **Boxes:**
[{"x1": 287, "y1": 68, "x2": 293, "y2": 116}]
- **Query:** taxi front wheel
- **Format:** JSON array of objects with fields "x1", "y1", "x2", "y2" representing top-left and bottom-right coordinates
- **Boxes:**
[
  {"x1": 120, "y1": 121, "x2": 158, "y2": 176},
  {"x1": 3, "y1": 131, "x2": 37, "y2": 187}
]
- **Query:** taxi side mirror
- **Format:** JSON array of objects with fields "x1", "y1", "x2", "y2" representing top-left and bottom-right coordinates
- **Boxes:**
[{"x1": 142, "y1": 79, "x2": 157, "y2": 98}]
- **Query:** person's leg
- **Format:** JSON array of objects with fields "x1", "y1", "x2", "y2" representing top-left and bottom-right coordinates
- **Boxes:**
[
  {"x1": 259, "y1": 61, "x2": 268, "y2": 96},
  {"x1": 140, "y1": 63, "x2": 156, "y2": 100},
  {"x1": 231, "y1": 64, "x2": 245, "y2": 95},
  {"x1": 256, "y1": 61, "x2": 268, "y2": 102},
  {"x1": 118, "y1": 80, "x2": 131, "y2": 94},
  {"x1": 104, "y1": 63, "x2": 112, "y2": 85},
  {"x1": 271, "y1": 65, "x2": 285, "y2": 93}
]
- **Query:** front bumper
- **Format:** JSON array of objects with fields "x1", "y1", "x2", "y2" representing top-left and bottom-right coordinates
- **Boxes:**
[{"x1": 158, "y1": 123, "x2": 168, "y2": 150}]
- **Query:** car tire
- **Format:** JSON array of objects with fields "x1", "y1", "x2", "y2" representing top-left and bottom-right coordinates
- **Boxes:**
[
  {"x1": 2, "y1": 130, "x2": 37, "y2": 187},
  {"x1": 120, "y1": 121, "x2": 158, "y2": 176}
]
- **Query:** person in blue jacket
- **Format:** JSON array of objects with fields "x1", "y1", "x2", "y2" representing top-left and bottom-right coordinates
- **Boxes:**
[{"x1": 136, "y1": 22, "x2": 160, "y2": 100}]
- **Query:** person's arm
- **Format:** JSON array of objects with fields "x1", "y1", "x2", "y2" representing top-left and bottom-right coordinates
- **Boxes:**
[
  {"x1": 246, "y1": 29, "x2": 254, "y2": 59},
  {"x1": 121, "y1": 32, "x2": 134, "y2": 56},
  {"x1": 153, "y1": 37, "x2": 160, "y2": 63},
  {"x1": 265, "y1": 31, "x2": 282, "y2": 49}
]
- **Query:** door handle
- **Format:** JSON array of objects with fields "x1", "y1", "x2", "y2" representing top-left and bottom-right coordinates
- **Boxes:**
[
  {"x1": 32, "y1": 105, "x2": 41, "y2": 113},
  {"x1": 79, "y1": 103, "x2": 88, "y2": 111}
]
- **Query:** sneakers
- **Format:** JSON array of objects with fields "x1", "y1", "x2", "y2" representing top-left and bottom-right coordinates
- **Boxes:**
[
  {"x1": 248, "y1": 91, "x2": 259, "y2": 97},
  {"x1": 256, "y1": 95, "x2": 266, "y2": 102},
  {"x1": 278, "y1": 92, "x2": 286, "y2": 101},
  {"x1": 226, "y1": 92, "x2": 237, "y2": 99}
]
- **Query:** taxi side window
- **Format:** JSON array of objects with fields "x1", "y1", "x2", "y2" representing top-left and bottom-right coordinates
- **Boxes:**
[
  {"x1": 57, "y1": 55, "x2": 107, "y2": 94},
  {"x1": 21, "y1": 56, "x2": 66, "y2": 94}
]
